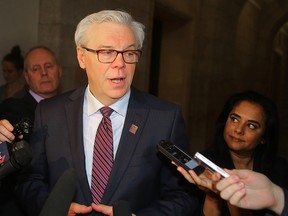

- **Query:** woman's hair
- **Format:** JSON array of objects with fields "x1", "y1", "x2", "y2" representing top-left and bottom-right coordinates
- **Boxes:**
[
  {"x1": 74, "y1": 10, "x2": 145, "y2": 49},
  {"x1": 212, "y1": 90, "x2": 279, "y2": 173},
  {"x1": 2, "y1": 45, "x2": 24, "y2": 71}
]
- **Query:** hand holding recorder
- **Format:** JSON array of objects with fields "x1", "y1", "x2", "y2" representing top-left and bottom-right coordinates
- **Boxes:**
[
  {"x1": 158, "y1": 140, "x2": 229, "y2": 177},
  {"x1": 157, "y1": 140, "x2": 229, "y2": 191}
]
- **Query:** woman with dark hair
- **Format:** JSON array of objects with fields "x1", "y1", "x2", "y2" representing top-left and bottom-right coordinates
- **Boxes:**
[
  {"x1": 0, "y1": 45, "x2": 27, "y2": 102},
  {"x1": 192, "y1": 90, "x2": 288, "y2": 215},
  {"x1": 210, "y1": 90, "x2": 279, "y2": 173}
]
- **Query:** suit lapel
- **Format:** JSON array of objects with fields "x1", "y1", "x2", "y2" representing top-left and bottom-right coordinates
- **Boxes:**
[
  {"x1": 65, "y1": 87, "x2": 93, "y2": 204},
  {"x1": 64, "y1": 87, "x2": 149, "y2": 204},
  {"x1": 24, "y1": 92, "x2": 38, "y2": 114},
  {"x1": 102, "y1": 89, "x2": 149, "y2": 203}
]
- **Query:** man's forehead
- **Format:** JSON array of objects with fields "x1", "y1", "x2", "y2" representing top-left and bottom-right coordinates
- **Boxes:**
[
  {"x1": 86, "y1": 23, "x2": 136, "y2": 47},
  {"x1": 26, "y1": 51, "x2": 56, "y2": 65}
]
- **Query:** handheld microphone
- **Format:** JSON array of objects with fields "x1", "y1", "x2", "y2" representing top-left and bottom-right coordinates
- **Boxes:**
[
  {"x1": 39, "y1": 168, "x2": 76, "y2": 216},
  {"x1": 0, "y1": 140, "x2": 32, "y2": 180},
  {"x1": 113, "y1": 200, "x2": 132, "y2": 216},
  {"x1": 0, "y1": 118, "x2": 33, "y2": 180},
  {"x1": 12, "y1": 117, "x2": 33, "y2": 142}
]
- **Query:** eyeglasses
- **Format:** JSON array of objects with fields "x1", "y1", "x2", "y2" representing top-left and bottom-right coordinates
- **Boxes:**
[{"x1": 82, "y1": 47, "x2": 142, "y2": 64}]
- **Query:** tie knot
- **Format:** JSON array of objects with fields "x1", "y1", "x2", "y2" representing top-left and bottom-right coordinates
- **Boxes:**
[{"x1": 100, "y1": 106, "x2": 113, "y2": 117}]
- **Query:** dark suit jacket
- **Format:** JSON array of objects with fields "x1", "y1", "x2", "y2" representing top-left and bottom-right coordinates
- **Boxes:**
[
  {"x1": 18, "y1": 86, "x2": 199, "y2": 216},
  {"x1": 0, "y1": 91, "x2": 37, "y2": 125}
]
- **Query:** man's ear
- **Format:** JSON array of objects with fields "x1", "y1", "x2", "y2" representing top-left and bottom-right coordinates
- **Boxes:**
[
  {"x1": 24, "y1": 71, "x2": 29, "y2": 84},
  {"x1": 76, "y1": 46, "x2": 86, "y2": 69}
]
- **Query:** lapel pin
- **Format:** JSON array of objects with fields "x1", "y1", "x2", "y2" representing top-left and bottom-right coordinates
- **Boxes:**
[{"x1": 129, "y1": 124, "x2": 138, "y2": 134}]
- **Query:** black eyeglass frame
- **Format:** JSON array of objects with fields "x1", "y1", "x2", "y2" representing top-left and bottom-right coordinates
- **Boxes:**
[{"x1": 81, "y1": 47, "x2": 142, "y2": 64}]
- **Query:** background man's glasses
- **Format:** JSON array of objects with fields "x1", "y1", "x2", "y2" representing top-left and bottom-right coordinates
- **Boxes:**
[{"x1": 82, "y1": 47, "x2": 142, "y2": 64}]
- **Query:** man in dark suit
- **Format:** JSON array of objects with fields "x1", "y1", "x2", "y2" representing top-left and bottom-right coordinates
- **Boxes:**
[
  {"x1": 0, "y1": 46, "x2": 62, "y2": 216},
  {"x1": 16, "y1": 10, "x2": 199, "y2": 215},
  {"x1": 0, "y1": 45, "x2": 63, "y2": 129}
]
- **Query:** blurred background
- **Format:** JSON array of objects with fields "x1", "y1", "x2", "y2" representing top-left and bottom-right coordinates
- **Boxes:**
[{"x1": 0, "y1": 0, "x2": 287, "y2": 157}]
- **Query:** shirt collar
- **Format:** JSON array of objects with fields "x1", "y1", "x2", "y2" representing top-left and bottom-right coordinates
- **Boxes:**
[
  {"x1": 29, "y1": 89, "x2": 44, "y2": 103},
  {"x1": 85, "y1": 85, "x2": 130, "y2": 117}
]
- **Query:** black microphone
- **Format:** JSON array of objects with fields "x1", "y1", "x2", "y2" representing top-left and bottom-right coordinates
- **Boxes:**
[
  {"x1": 113, "y1": 200, "x2": 132, "y2": 216},
  {"x1": 39, "y1": 168, "x2": 76, "y2": 216},
  {"x1": 0, "y1": 140, "x2": 32, "y2": 180},
  {"x1": 0, "y1": 118, "x2": 33, "y2": 180},
  {"x1": 12, "y1": 117, "x2": 33, "y2": 142}
]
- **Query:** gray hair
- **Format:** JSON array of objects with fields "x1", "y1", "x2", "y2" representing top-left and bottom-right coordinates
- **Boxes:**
[{"x1": 74, "y1": 10, "x2": 145, "y2": 49}]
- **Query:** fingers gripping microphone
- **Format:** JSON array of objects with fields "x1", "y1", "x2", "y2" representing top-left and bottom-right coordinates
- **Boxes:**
[
  {"x1": 39, "y1": 169, "x2": 76, "y2": 216},
  {"x1": 113, "y1": 200, "x2": 132, "y2": 216}
]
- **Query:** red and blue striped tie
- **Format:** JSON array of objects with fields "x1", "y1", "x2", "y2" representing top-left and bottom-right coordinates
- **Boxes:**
[{"x1": 91, "y1": 106, "x2": 114, "y2": 204}]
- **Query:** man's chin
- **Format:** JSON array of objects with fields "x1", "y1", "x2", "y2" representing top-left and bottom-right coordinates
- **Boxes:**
[{"x1": 110, "y1": 88, "x2": 129, "y2": 99}]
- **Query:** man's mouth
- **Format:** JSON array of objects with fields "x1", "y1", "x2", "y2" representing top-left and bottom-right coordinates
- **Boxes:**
[
  {"x1": 40, "y1": 80, "x2": 52, "y2": 84},
  {"x1": 111, "y1": 78, "x2": 124, "y2": 83}
]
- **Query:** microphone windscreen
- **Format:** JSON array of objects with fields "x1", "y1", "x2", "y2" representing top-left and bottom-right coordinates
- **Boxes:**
[
  {"x1": 39, "y1": 168, "x2": 76, "y2": 216},
  {"x1": 0, "y1": 140, "x2": 32, "y2": 180},
  {"x1": 11, "y1": 140, "x2": 32, "y2": 168},
  {"x1": 113, "y1": 200, "x2": 132, "y2": 216}
]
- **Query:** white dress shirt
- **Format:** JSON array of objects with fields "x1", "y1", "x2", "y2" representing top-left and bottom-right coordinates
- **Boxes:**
[{"x1": 83, "y1": 85, "x2": 130, "y2": 186}]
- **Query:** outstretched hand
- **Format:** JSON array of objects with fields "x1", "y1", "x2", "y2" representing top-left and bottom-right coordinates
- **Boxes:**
[
  {"x1": 175, "y1": 163, "x2": 222, "y2": 193},
  {"x1": 216, "y1": 169, "x2": 285, "y2": 214},
  {"x1": 175, "y1": 163, "x2": 286, "y2": 215}
]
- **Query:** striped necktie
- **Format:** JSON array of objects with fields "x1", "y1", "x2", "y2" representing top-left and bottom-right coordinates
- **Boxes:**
[{"x1": 91, "y1": 106, "x2": 114, "y2": 204}]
